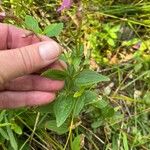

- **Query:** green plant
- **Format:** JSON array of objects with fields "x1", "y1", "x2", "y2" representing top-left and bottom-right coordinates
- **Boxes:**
[
  {"x1": 20, "y1": 14, "x2": 115, "y2": 149},
  {"x1": 24, "y1": 14, "x2": 112, "y2": 127},
  {"x1": 1, "y1": 0, "x2": 150, "y2": 149}
]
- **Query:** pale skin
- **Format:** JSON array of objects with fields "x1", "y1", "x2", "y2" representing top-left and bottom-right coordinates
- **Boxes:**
[{"x1": 0, "y1": 23, "x2": 66, "y2": 109}]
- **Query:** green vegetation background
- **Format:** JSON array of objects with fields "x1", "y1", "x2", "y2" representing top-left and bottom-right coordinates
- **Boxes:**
[{"x1": 0, "y1": 0, "x2": 150, "y2": 150}]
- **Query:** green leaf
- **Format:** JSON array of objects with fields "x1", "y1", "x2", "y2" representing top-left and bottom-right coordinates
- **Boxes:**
[
  {"x1": 109, "y1": 32, "x2": 117, "y2": 39},
  {"x1": 134, "y1": 63, "x2": 143, "y2": 72},
  {"x1": 43, "y1": 23, "x2": 64, "y2": 37},
  {"x1": 103, "y1": 24, "x2": 110, "y2": 31},
  {"x1": 72, "y1": 57, "x2": 81, "y2": 71},
  {"x1": 71, "y1": 135, "x2": 83, "y2": 150},
  {"x1": 54, "y1": 94, "x2": 74, "y2": 127},
  {"x1": 139, "y1": 40, "x2": 150, "y2": 51},
  {"x1": 0, "y1": 110, "x2": 6, "y2": 122},
  {"x1": 107, "y1": 38, "x2": 115, "y2": 47},
  {"x1": 74, "y1": 88, "x2": 85, "y2": 98},
  {"x1": 5, "y1": 117, "x2": 18, "y2": 150},
  {"x1": 11, "y1": 124, "x2": 22, "y2": 135},
  {"x1": 122, "y1": 38, "x2": 139, "y2": 47},
  {"x1": 143, "y1": 92, "x2": 150, "y2": 105},
  {"x1": 0, "y1": 128, "x2": 9, "y2": 140},
  {"x1": 110, "y1": 25, "x2": 120, "y2": 32},
  {"x1": 91, "y1": 118, "x2": 104, "y2": 128},
  {"x1": 74, "y1": 96, "x2": 85, "y2": 117},
  {"x1": 25, "y1": 15, "x2": 41, "y2": 33},
  {"x1": 95, "y1": 99, "x2": 108, "y2": 108},
  {"x1": 45, "y1": 120, "x2": 68, "y2": 135},
  {"x1": 84, "y1": 91, "x2": 98, "y2": 104},
  {"x1": 75, "y1": 70, "x2": 110, "y2": 87},
  {"x1": 112, "y1": 135, "x2": 118, "y2": 150},
  {"x1": 122, "y1": 132, "x2": 129, "y2": 150},
  {"x1": 41, "y1": 69, "x2": 68, "y2": 80},
  {"x1": 101, "y1": 105, "x2": 114, "y2": 118},
  {"x1": 93, "y1": 99, "x2": 115, "y2": 118},
  {"x1": 36, "y1": 103, "x2": 54, "y2": 114}
]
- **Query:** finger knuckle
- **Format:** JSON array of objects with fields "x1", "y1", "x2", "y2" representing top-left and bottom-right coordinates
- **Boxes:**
[{"x1": 18, "y1": 47, "x2": 34, "y2": 74}]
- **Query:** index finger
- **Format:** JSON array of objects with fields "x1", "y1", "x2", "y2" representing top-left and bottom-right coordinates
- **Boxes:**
[{"x1": 0, "y1": 23, "x2": 51, "y2": 50}]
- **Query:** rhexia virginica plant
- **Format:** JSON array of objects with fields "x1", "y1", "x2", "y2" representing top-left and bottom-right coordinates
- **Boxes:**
[{"x1": 24, "y1": 11, "x2": 114, "y2": 149}]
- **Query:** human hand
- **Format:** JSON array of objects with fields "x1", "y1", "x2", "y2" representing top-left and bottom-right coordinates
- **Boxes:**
[{"x1": 0, "y1": 23, "x2": 65, "y2": 109}]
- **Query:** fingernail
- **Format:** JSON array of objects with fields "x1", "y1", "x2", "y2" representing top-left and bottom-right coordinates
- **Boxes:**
[{"x1": 39, "y1": 41, "x2": 61, "y2": 61}]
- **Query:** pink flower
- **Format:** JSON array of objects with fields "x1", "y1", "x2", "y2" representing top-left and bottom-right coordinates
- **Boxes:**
[
  {"x1": 132, "y1": 41, "x2": 142, "y2": 50},
  {"x1": 57, "y1": 0, "x2": 72, "y2": 12}
]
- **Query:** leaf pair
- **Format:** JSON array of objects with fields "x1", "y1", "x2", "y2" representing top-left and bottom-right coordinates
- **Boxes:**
[
  {"x1": 42, "y1": 69, "x2": 110, "y2": 127},
  {"x1": 25, "y1": 15, "x2": 63, "y2": 37}
]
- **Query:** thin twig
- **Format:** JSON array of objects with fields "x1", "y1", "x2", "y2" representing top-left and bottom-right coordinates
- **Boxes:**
[
  {"x1": 30, "y1": 112, "x2": 40, "y2": 144},
  {"x1": 80, "y1": 124, "x2": 105, "y2": 144},
  {"x1": 24, "y1": 132, "x2": 49, "y2": 150}
]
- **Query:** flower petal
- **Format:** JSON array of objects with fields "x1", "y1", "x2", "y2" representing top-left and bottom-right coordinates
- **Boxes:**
[{"x1": 57, "y1": 0, "x2": 72, "y2": 12}]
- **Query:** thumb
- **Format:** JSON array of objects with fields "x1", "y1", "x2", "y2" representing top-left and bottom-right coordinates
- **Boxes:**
[{"x1": 0, "y1": 41, "x2": 61, "y2": 84}]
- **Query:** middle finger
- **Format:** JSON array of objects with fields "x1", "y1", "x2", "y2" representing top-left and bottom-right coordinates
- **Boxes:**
[{"x1": 1, "y1": 75, "x2": 64, "y2": 92}]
